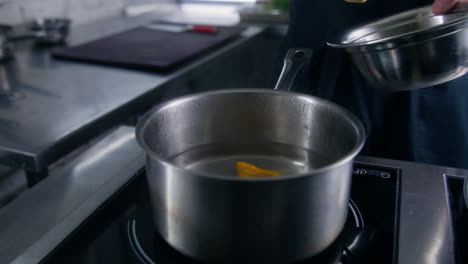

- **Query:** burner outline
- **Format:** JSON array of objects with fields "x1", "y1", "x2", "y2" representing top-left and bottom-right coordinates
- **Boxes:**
[{"x1": 127, "y1": 200, "x2": 365, "y2": 263}]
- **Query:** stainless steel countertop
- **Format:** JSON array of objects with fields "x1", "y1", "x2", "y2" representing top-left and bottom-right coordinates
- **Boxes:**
[
  {"x1": 0, "y1": 131, "x2": 466, "y2": 264},
  {"x1": 0, "y1": 125, "x2": 145, "y2": 264},
  {"x1": 0, "y1": 13, "x2": 265, "y2": 172}
]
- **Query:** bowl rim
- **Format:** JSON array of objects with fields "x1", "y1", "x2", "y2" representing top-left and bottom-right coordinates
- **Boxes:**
[{"x1": 327, "y1": 5, "x2": 468, "y2": 51}]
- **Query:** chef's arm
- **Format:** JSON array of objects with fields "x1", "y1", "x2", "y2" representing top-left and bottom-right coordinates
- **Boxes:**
[{"x1": 432, "y1": 0, "x2": 468, "y2": 14}]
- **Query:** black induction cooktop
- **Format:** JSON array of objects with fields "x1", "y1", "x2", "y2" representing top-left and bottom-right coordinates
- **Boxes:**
[{"x1": 41, "y1": 162, "x2": 400, "y2": 264}]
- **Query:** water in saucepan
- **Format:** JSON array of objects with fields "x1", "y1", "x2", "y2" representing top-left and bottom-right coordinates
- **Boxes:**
[{"x1": 169, "y1": 141, "x2": 334, "y2": 177}]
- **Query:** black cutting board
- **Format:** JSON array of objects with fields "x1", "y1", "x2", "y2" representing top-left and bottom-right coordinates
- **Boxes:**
[{"x1": 52, "y1": 25, "x2": 245, "y2": 71}]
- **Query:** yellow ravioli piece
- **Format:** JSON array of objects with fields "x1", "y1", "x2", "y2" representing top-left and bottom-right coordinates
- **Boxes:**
[{"x1": 236, "y1": 162, "x2": 283, "y2": 178}]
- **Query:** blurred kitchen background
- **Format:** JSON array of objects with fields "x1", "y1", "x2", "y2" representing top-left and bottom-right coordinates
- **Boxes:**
[
  {"x1": 0, "y1": 0, "x2": 289, "y2": 26},
  {"x1": 0, "y1": 0, "x2": 289, "y2": 208}
]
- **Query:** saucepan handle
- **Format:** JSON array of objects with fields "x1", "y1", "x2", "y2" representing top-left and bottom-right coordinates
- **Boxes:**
[{"x1": 274, "y1": 48, "x2": 313, "y2": 91}]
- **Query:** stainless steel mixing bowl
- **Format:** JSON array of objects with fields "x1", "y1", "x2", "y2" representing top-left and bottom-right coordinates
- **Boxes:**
[{"x1": 328, "y1": 5, "x2": 468, "y2": 91}]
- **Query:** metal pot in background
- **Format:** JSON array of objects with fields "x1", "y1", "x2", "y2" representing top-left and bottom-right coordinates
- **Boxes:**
[
  {"x1": 4, "y1": 18, "x2": 71, "y2": 47},
  {"x1": 0, "y1": 17, "x2": 70, "y2": 62},
  {"x1": 0, "y1": 25, "x2": 13, "y2": 61},
  {"x1": 30, "y1": 17, "x2": 71, "y2": 45},
  {"x1": 328, "y1": 4, "x2": 468, "y2": 91},
  {"x1": 136, "y1": 49, "x2": 366, "y2": 263}
]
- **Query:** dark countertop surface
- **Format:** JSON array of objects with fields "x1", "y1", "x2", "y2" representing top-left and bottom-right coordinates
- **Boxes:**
[{"x1": 0, "y1": 13, "x2": 266, "y2": 172}]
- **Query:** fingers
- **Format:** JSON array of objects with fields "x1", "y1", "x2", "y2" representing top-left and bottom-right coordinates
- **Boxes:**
[{"x1": 432, "y1": 0, "x2": 458, "y2": 14}]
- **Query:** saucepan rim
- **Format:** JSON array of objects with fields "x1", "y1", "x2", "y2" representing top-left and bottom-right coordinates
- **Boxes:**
[{"x1": 136, "y1": 88, "x2": 366, "y2": 182}]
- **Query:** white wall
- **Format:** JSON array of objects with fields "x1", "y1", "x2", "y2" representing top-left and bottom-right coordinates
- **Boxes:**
[{"x1": 0, "y1": 0, "x2": 175, "y2": 26}]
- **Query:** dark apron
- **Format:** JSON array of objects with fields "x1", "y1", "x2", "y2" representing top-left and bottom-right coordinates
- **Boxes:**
[{"x1": 277, "y1": 0, "x2": 468, "y2": 169}]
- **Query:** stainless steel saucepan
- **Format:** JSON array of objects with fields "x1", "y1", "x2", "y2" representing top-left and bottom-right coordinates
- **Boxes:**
[{"x1": 136, "y1": 49, "x2": 366, "y2": 263}]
